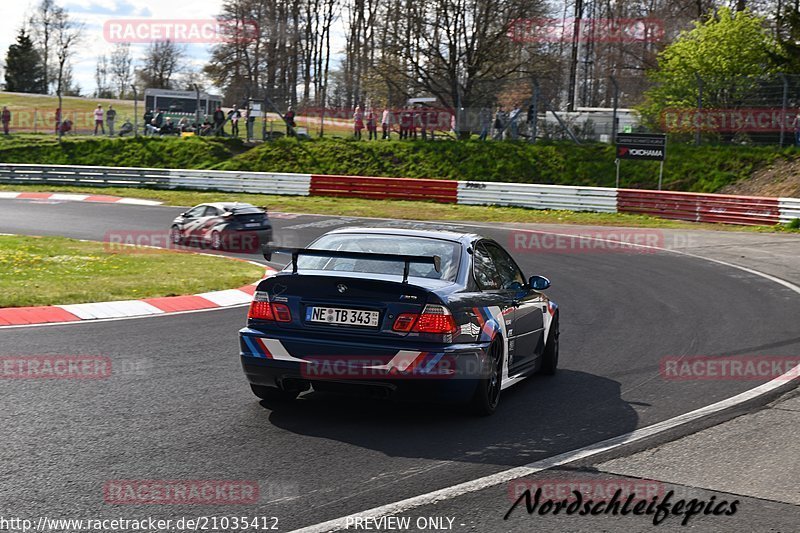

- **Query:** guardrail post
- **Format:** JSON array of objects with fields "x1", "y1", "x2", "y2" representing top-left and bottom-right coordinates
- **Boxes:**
[{"x1": 132, "y1": 85, "x2": 139, "y2": 137}]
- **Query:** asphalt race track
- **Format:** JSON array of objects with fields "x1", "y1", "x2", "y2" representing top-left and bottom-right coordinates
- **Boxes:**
[{"x1": 1, "y1": 198, "x2": 799, "y2": 531}]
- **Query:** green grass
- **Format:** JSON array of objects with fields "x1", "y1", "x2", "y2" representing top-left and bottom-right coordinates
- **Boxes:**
[
  {"x1": 0, "y1": 92, "x2": 138, "y2": 134},
  {"x1": 1, "y1": 135, "x2": 797, "y2": 193},
  {"x1": 0, "y1": 234, "x2": 264, "y2": 307},
  {"x1": 2, "y1": 183, "x2": 798, "y2": 234}
]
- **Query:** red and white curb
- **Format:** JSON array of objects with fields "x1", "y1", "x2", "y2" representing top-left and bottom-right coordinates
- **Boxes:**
[
  {"x1": 0, "y1": 267, "x2": 277, "y2": 327},
  {"x1": 0, "y1": 191, "x2": 162, "y2": 206}
]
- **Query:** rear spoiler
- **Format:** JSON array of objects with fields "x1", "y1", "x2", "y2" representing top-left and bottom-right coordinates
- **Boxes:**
[{"x1": 262, "y1": 245, "x2": 441, "y2": 284}]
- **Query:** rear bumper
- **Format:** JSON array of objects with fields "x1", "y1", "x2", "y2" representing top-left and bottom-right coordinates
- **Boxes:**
[{"x1": 239, "y1": 328, "x2": 491, "y2": 402}]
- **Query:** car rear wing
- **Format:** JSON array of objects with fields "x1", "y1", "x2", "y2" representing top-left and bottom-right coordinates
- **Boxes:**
[{"x1": 262, "y1": 245, "x2": 441, "y2": 284}]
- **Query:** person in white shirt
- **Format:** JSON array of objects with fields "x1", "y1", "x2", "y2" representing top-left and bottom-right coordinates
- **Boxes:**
[
  {"x1": 93, "y1": 105, "x2": 105, "y2": 135},
  {"x1": 382, "y1": 108, "x2": 391, "y2": 139}
]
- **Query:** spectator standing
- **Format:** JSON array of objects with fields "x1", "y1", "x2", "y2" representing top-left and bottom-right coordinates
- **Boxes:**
[
  {"x1": 399, "y1": 109, "x2": 411, "y2": 139},
  {"x1": 381, "y1": 107, "x2": 391, "y2": 139},
  {"x1": 93, "y1": 105, "x2": 105, "y2": 135},
  {"x1": 245, "y1": 106, "x2": 254, "y2": 140},
  {"x1": 493, "y1": 107, "x2": 505, "y2": 140},
  {"x1": 285, "y1": 106, "x2": 296, "y2": 137},
  {"x1": 143, "y1": 109, "x2": 153, "y2": 136},
  {"x1": 1, "y1": 106, "x2": 11, "y2": 135},
  {"x1": 509, "y1": 104, "x2": 521, "y2": 140},
  {"x1": 106, "y1": 105, "x2": 117, "y2": 136},
  {"x1": 479, "y1": 107, "x2": 491, "y2": 140},
  {"x1": 353, "y1": 106, "x2": 364, "y2": 139},
  {"x1": 366, "y1": 109, "x2": 377, "y2": 140},
  {"x1": 229, "y1": 107, "x2": 241, "y2": 137},
  {"x1": 213, "y1": 105, "x2": 225, "y2": 135},
  {"x1": 526, "y1": 104, "x2": 536, "y2": 139}
]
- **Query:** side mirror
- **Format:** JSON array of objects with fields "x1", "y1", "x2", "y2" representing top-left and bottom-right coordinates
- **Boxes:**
[
  {"x1": 179, "y1": 212, "x2": 187, "y2": 217},
  {"x1": 529, "y1": 275, "x2": 551, "y2": 291}
]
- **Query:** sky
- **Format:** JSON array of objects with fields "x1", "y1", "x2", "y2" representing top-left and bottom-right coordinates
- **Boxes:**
[{"x1": 0, "y1": 0, "x2": 246, "y2": 96}]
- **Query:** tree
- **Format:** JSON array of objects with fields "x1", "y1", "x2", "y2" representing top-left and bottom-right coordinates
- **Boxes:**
[
  {"x1": 29, "y1": 0, "x2": 59, "y2": 93},
  {"x1": 53, "y1": 7, "x2": 82, "y2": 140},
  {"x1": 110, "y1": 43, "x2": 133, "y2": 99},
  {"x1": 639, "y1": 7, "x2": 781, "y2": 127},
  {"x1": 774, "y1": 3, "x2": 800, "y2": 74},
  {"x1": 94, "y1": 54, "x2": 113, "y2": 98},
  {"x1": 4, "y1": 29, "x2": 46, "y2": 93},
  {"x1": 137, "y1": 40, "x2": 185, "y2": 89}
]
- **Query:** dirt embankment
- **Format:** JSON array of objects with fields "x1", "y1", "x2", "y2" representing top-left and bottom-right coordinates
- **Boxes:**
[{"x1": 719, "y1": 157, "x2": 800, "y2": 198}]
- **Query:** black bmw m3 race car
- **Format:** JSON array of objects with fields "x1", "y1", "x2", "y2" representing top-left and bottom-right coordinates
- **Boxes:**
[{"x1": 239, "y1": 227, "x2": 558, "y2": 415}]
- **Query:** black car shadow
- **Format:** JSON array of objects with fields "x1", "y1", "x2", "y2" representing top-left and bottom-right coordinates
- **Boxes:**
[{"x1": 259, "y1": 369, "x2": 639, "y2": 467}]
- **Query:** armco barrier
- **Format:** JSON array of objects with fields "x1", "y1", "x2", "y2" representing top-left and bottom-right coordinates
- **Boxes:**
[
  {"x1": 1, "y1": 163, "x2": 799, "y2": 226},
  {"x1": 458, "y1": 181, "x2": 618, "y2": 213},
  {"x1": 779, "y1": 198, "x2": 800, "y2": 224},
  {"x1": 168, "y1": 170, "x2": 311, "y2": 196},
  {"x1": 618, "y1": 189, "x2": 781, "y2": 226},
  {"x1": 0, "y1": 164, "x2": 312, "y2": 196},
  {"x1": 310, "y1": 174, "x2": 458, "y2": 203}
]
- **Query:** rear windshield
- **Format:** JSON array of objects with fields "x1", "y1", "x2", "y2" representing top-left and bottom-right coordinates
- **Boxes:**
[
  {"x1": 296, "y1": 234, "x2": 461, "y2": 282},
  {"x1": 229, "y1": 207, "x2": 264, "y2": 215}
]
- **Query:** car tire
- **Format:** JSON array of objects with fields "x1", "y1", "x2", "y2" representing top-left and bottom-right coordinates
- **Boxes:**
[
  {"x1": 250, "y1": 384, "x2": 299, "y2": 402},
  {"x1": 538, "y1": 312, "x2": 559, "y2": 376},
  {"x1": 469, "y1": 338, "x2": 504, "y2": 416},
  {"x1": 210, "y1": 231, "x2": 222, "y2": 250},
  {"x1": 170, "y1": 225, "x2": 183, "y2": 245}
]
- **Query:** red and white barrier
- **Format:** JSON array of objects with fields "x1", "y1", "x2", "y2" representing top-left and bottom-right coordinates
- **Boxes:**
[
  {"x1": 1, "y1": 163, "x2": 799, "y2": 226},
  {"x1": 617, "y1": 189, "x2": 782, "y2": 226}
]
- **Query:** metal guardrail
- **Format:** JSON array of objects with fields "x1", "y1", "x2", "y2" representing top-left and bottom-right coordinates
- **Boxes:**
[
  {"x1": 618, "y1": 189, "x2": 780, "y2": 226},
  {"x1": 457, "y1": 182, "x2": 618, "y2": 213},
  {"x1": 0, "y1": 164, "x2": 311, "y2": 196},
  {"x1": 168, "y1": 169, "x2": 311, "y2": 196},
  {"x1": 779, "y1": 198, "x2": 800, "y2": 224},
  {"x1": 311, "y1": 174, "x2": 458, "y2": 203}
]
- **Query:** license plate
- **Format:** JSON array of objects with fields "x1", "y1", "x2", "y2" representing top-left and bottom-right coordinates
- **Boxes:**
[
  {"x1": 307, "y1": 306, "x2": 380, "y2": 327},
  {"x1": 244, "y1": 222, "x2": 261, "y2": 228}
]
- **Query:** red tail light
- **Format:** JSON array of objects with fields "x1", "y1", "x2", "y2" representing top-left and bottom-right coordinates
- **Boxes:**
[
  {"x1": 248, "y1": 291, "x2": 291, "y2": 322},
  {"x1": 392, "y1": 305, "x2": 458, "y2": 334}
]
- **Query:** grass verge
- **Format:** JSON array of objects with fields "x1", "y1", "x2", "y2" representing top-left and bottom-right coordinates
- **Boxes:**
[
  {"x1": 0, "y1": 234, "x2": 264, "y2": 308},
  {"x1": 1, "y1": 183, "x2": 798, "y2": 234}
]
